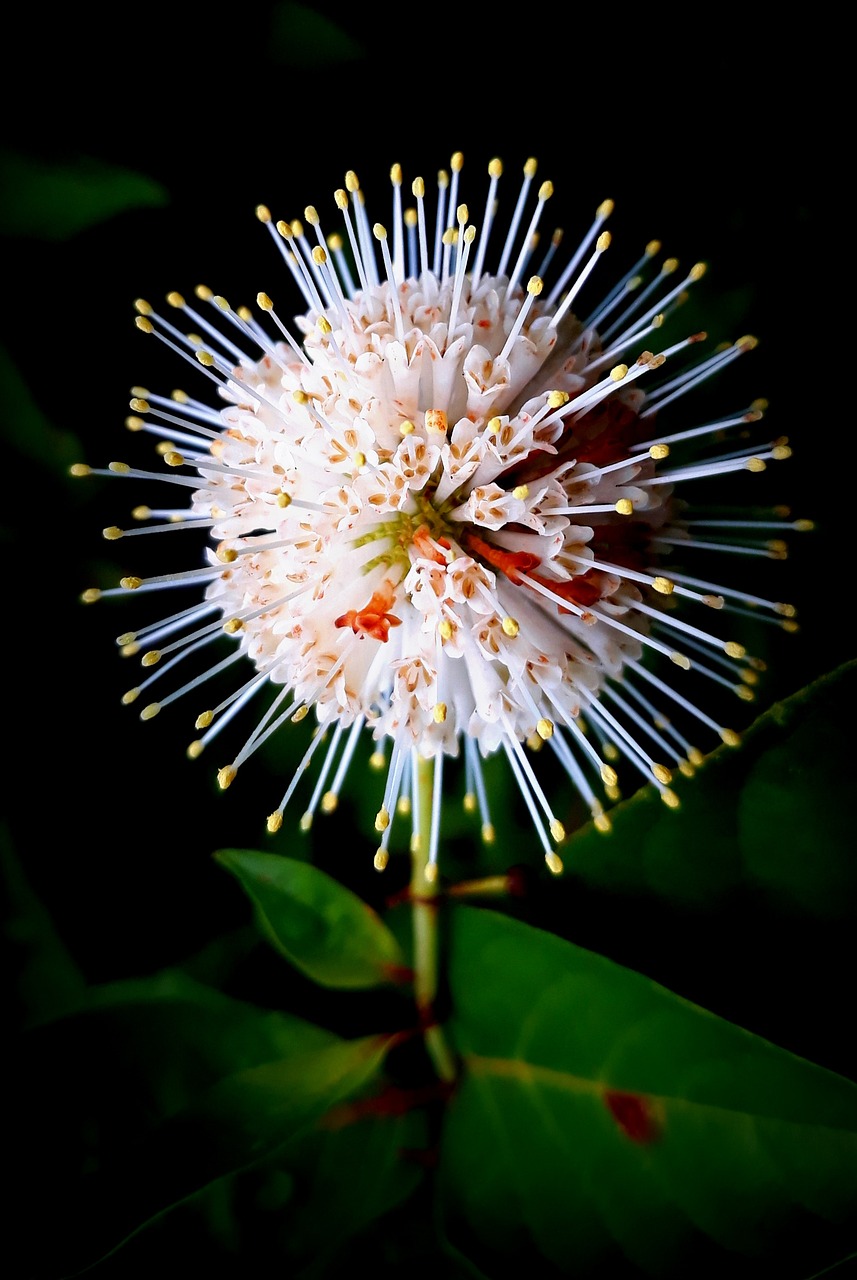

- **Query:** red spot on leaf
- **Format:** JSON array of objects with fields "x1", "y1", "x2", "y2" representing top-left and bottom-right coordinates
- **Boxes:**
[{"x1": 604, "y1": 1089, "x2": 661, "y2": 1144}]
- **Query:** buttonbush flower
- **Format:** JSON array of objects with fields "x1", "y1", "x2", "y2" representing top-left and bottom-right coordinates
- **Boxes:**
[{"x1": 75, "y1": 154, "x2": 801, "y2": 876}]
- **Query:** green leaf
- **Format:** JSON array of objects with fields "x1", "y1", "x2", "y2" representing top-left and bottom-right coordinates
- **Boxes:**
[
  {"x1": 0, "y1": 342, "x2": 81, "y2": 471},
  {"x1": 1, "y1": 820, "x2": 87, "y2": 1025},
  {"x1": 277, "y1": 1096, "x2": 427, "y2": 1275},
  {"x1": 441, "y1": 906, "x2": 857, "y2": 1276},
  {"x1": 12, "y1": 976, "x2": 394, "y2": 1272},
  {"x1": 268, "y1": 2, "x2": 365, "y2": 67},
  {"x1": 565, "y1": 660, "x2": 857, "y2": 914},
  {"x1": 215, "y1": 848, "x2": 408, "y2": 988},
  {"x1": 0, "y1": 147, "x2": 168, "y2": 239}
]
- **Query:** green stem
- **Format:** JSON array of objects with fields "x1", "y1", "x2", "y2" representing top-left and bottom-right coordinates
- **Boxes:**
[{"x1": 411, "y1": 755, "x2": 457, "y2": 1084}]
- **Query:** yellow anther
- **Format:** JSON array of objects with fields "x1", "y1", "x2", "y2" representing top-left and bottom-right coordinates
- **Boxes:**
[
  {"x1": 774, "y1": 602, "x2": 797, "y2": 618},
  {"x1": 679, "y1": 760, "x2": 695, "y2": 778},
  {"x1": 403, "y1": 210, "x2": 417, "y2": 228},
  {"x1": 267, "y1": 811, "x2": 283, "y2": 833},
  {"x1": 439, "y1": 619, "x2": 454, "y2": 641},
  {"x1": 217, "y1": 766, "x2": 237, "y2": 790},
  {"x1": 102, "y1": 526, "x2": 122, "y2": 541},
  {"x1": 794, "y1": 519, "x2": 814, "y2": 532},
  {"x1": 196, "y1": 351, "x2": 215, "y2": 367},
  {"x1": 545, "y1": 851, "x2": 564, "y2": 875},
  {"x1": 256, "y1": 292, "x2": 273, "y2": 311},
  {"x1": 255, "y1": 204, "x2": 271, "y2": 223},
  {"x1": 523, "y1": 158, "x2": 538, "y2": 178},
  {"x1": 70, "y1": 463, "x2": 92, "y2": 477},
  {"x1": 212, "y1": 295, "x2": 230, "y2": 312},
  {"x1": 125, "y1": 416, "x2": 145, "y2": 432},
  {"x1": 411, "y1": 176, "x2": 425, "y2": 198},
  {"x1": 687, "y1": 747, "x2": 705, "y2": 767},
  {"x1": 736, "y1": 685, "x2": 755, "y2": 702},
  {"x1": 526, "y1": 275, "x2": 543, "y2": 297},
  {"x1": 660, "y1": 788, "x2": 680, "y2": 810},
  {"x1": 195, "y1": 711, "x2": 214, "y2": 730},
  {"x1": 442, "y1": 228, "x2": 457, "y2": 246},
  {"x1": 652, "y1": 577, "x2": 674, "y2": 595},
  {"x1": 600, "y1": 764, "x2": 618, "y2": 787},
  {"x1": 299, "y1": 813, "x2": 313, "y2": 832},
  {"x1": 312, "y1": 245, "x2": 327, "y2": 265},
  {"x1": 320, "y1": 791, "x2": 338, "y2": 814},
  {"x1": 649, "y1": 444, "x2": 670, "y2": 460},
  {"x1": 135, "y1": 316, "x2": 154, "y2": 334},
  {"x1": 141, "y1": 650, "x2": 161, "y2": 667},
  {"x1": 116, "y1": 631, "x2": 136, "y2": 646},
  {"x1": 223, "y1": 618, "x2": 243, "y2": 634},
  {"x1": 109, "y1": 461, "x2": 130, "y2": 473},
  {"x1": 433, "y1": 703, "x2": 448, "y2": 723},
  {"x1": 374, "y1": 849, "x2": 389, "y2": 871},
  {"x1": 372, "y1": 222, "x2": 387, "y2": 241},
  {"x1": 594, "y1": 811, "x2": 612, "y2": 834},
  {"x1": 164, "y1": 451, "x2": 185, "y2": 467},
  {"x1": 129, "y1": 397, "x2": 149, "y2": 413},
  {"x1": 399, "y1": 419, "x2": 415, "y2": 435},
  {"x1": 317, "y1": 316, "x2": 332, "y2": 335},
  {"x1": 772, "y1": 444, "x2": 792, "y2": 461},
  {"x1": 120, "y1": 642, "x2": 140, "y2": 658},
  {"x1": 277, "y1": 492, "x2": 292, "y2": 508},
  {"x1": 482, "y1": 823, "x2": 495, "y2": 845},
  {"x1": 615, "y1": 498, "x2": 634, "y2": 516},
  {"x1": 487, "y1": 416, "x2": 502, "y2": 435},
  {"x1": 290, "y1": 219, "x2": 304, "y2": 237},
  {"x1": 375, "y1": 807, "x2": 390, "y2": 833},
  {"x1": 501, "y1": 616, "x2": 519, "y2": 638},
  {"x1": 397, "y1": 795, "x2": 411, "y2": 816},
  {"x1": 423, "y1": 861, "x2": 438, "y2": 884},
  {"x1": 463, "y1": 792, "x2": 477, "y2": 813},
  {"x1": 121, "y1": 688, "x2": 139, "y2": 705},
  {"x1": 353, "y1": 451, "x2": 366, "y2": 469},
  {"x1": 140, "y1": 702, "x2": 161, "y2": 721},
  {"x1": 653, "y1": 763, "x2": 672, "y2": 785},
  {"x1": 724, "y1": 641, "x2": 746, "y2": 659},
  {"x1": 610, "y1": 363, "x2": 628, "y2": 382},
  {"x1": 134, "y1": 298, "x2": 153, "y2": 316},
  {"x1": 120, "y1": 576, "x2": 142, "y2": 590},
  {"x1": 704, "y1": 594, "x2": 725, "y2": 609},
  {"x1": 596, "y1": 230, "x2": 611, "y2": 252},
  {"x1": 537, "y1": 718, "x2": 554, "y2": 740},
  {"x1": 217, "y1": 546, "x2": 238, "y2": 563},
  {"x1": 187, "y1": 741, "x2": 205, "y2": 760},
  {"x1": 512, "y1": 484, "x2": 529, "y2": 500},
  {"x1": 737, "y1": 334, "x2": 758, "y2": 351},
  {"x1": 671, "y1": 651, "x2": 691, "y2": 670},
  {"x1": 720, "y1": 728, "x2": 741, "y2": 747},
  {"x1": 369, "y1": 751, "x2": 386, "y2": 771},
  {"x1": 548, "y1": 390, "x2": 569, "y2": 409}
]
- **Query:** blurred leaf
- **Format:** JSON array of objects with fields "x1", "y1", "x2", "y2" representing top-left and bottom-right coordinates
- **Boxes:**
[
  {"x1": 441, "y1": 906, "x2": 857, "y2": 1277},
  {"x1": 269, "y1": 2, "x2": 365, "y2": 66},
  {"x1": 565, "y1": 660, "x2": 857, "y2": 914},
  {"x1": 0, "y1": 146, "x2": 168, "y2": 239},
  {"x1": 277, "y1": 1094, "x2": 427, "y2": 1276},
  {"x1": 11, "y1": 976, "x2": 394, "y2": 1272},
  {"x1": 1, "y1": 821, "x2": 86, "y2": 1025},
  {"x1": 0, "y1": 342, "x2": 81, "y2": 470},
  {"x1": 216, "y1": 848, "x2": 409, "y2": 988}
]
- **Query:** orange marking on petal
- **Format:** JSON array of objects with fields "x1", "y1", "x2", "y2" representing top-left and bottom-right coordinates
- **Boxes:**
[
  {"x1": 463, "y1": 532, "x2": 541, "y2": 583},
  {"x1": 335, "y1": 579, "x2": 402, "y2": 641}
]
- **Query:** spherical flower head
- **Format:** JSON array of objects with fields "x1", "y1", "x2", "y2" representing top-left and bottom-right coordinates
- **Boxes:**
[{"x1": 77, "y1": 155, "x2": 799, "y2": 874}]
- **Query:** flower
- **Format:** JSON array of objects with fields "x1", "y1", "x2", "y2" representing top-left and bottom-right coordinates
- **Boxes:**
[{"x1": 74, "y1": 153, "x2": 802, "y2": 877}]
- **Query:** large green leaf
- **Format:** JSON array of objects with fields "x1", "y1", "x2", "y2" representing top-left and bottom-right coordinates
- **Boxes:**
[
  {"x1": 441, "y1": 906, "x2": 857, "y2": 1277},
  {"x1": 215, "y1": 848, "x2": 409, "y2": 988},
  {"x1": 565, "y1": 660, "x2": 857, "y2": 914},
  {"x1": 11, "y1": 975, "x2": 395, "y2": 1272},
  {"x1": 0, "y1": 147, "x2": 168, "y2": 239}
]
